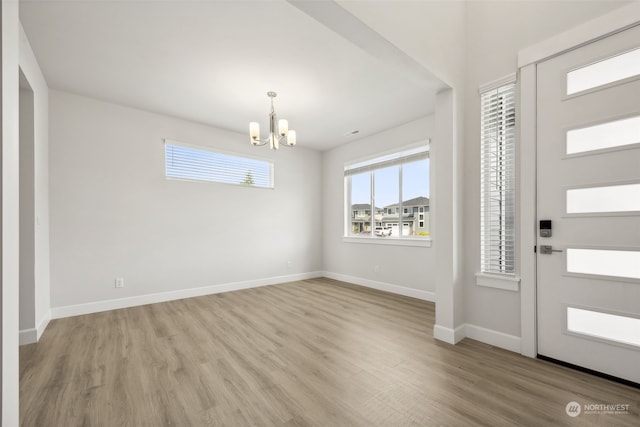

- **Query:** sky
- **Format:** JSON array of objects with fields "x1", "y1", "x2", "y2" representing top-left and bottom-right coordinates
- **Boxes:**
[{"x1": 351, "y1": 159, "x2": 429, "y2": 208}]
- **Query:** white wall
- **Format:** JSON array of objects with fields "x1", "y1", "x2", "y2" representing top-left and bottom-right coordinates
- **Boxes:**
[
  {"x1": 18, "y1": 24, "x2": 50, "y2": 344},
  {"x1": 337, "y1": 0, "x2": 467, "y2": 340},
  {"x1": 2, "y1": 0, "x2": 21, "y2": 423},
  {"x1": 19, "y1": 83, "x2": 35, "y2": 331},
  {"x1": 322, "y1": 116, "x2": 435, "y2": 300},
  {"x1": 330, "y1": 0, "x2": 630, "y2": 348},
  {"x1": 462, "y1": 0, "x2": 630, "y2": 338},
  {"x1": 337, "y1": 0, "x2": 466, "y2": 89},
  {"x1": 48, "y1": 90, "x2": 322, "y2": 311}
]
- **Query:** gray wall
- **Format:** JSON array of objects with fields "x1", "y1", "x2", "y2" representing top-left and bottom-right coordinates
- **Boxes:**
[
  {"x1": 18, "y1": 24, "x2": 51, "y2": 343},
  {"x1": 19, "y1": 83, "x2": 35, "y2": 332},
  {"x1": 462, "y1": 0, "x2": 630, "y2": 337},
  {"x1": 49, "y1": 90, "x2": 322, "y2": 309},
  {"x1": 322, "y1": 116, "x2": 436, "y2": 299},
  {"x1": 335, "y1": 0, "x2": 630, "y2": 341}
]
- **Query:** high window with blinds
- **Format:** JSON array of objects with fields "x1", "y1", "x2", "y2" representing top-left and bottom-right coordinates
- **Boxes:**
[
  {"x1": 480, "y1": 79, "x2": 516, "y2": 275},
  {"x1": 344, "y1": 144, "x2": 430, "y2": 240},
  {"x1": 165, "y1": 140, "x2": 273, "y2": 189}
]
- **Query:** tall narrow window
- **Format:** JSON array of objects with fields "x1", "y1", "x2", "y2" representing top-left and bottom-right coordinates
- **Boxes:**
[{"x1": 480, "y1": 79, "x2": 516, "y2": 275}]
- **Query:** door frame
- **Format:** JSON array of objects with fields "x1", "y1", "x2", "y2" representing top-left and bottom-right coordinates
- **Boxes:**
[{"x1": 517, "y1": 2, "x2": 640, "y2": 358}]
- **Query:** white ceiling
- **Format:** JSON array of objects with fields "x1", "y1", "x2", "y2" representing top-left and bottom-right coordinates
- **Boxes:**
[{"x1": 20, "y1": 0, "x2": 445, "y2": 151}]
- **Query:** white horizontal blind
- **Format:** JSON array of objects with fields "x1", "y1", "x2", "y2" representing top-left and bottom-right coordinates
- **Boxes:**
[
  {"x1": 165, "y1": 141, "x2": 273, "y2": 188},
  {"x1": 480, "y1": 81, "x2": 516, "y2": 275},
  {"x1": 344, "y1": 146, "x2": 429, "y2": 176}
]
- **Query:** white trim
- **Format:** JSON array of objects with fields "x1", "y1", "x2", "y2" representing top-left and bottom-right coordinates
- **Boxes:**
[
  {"x1": 342, "y1": 236, "x2": 432, "y2": 247},
  {"x1": 36, "y1": 310, "x2": 51, "y2": 341},
  {"x1": 433, "y1": 323, "x2": 522, "y2": 352},
  {"x1": 50, "y1": 272, "x2": 323, "y2": 319},
  {"x1": 518, "y1": 3, "x2": 640, "y2": 67},
  {"x1": 19, "y1": 310, "x2": 51, "y2": 345},
  {"x1": 475, "y1": 272, "x2": 520, "y2": 291},
  {"x1": 19, "y1": 328, "x2": 37, "y2": 346},
  {"x1": 519, "y1": 64, "x2": 538, "y2": 358},
  {"x1": 478, "y1": 72, "x2": 517, "y2": 93},
  {"x1": 302, "y1": 273, "x2": 521, "y2": 354},
  {"x1": 321, "y1": 271, "x2": 435, "y2": 302},
  {"x1": 343, "y1": 139, "x2": 430, "y2": 169},
  {"x1": 464, "y1": 324, "x2": 522, "y2": 353},
  {"x1": 433, "y1": 324, "x2": 465, "y2": 344}
]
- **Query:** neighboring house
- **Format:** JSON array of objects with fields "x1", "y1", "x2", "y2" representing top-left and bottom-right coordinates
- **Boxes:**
[
  {"x1": 351, "y1": 203, "x2": 379, "y2": 233},
  {"x1": 380, "y1": 196, "x2": 429, "y2": 236},
  {"x1": 351, "y1": 197, "x2": 429, "y2": 236}
]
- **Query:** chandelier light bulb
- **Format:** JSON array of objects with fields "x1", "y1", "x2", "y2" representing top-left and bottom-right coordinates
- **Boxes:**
[
  {"x1": 249, "y1": 122, "x2": 260, "y2": 142},
  {"x1": 287, "y1": 130, "x2": 296, "y2": 146},
  {"x1": 249, "y1": 92, "x2": 297, "y2": 150},
  {"x1": 278, "y1": 119, "x2": 288, "y2": 136}
]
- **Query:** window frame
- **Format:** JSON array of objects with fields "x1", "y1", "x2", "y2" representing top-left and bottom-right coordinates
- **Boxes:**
[
  {"x1": 164, "y1": 139, "x2": 274, "y2": 189},
  {"x1": 343, "y1": 141, "x2": 431, "y2": 248},
  {"x1": 477, "y1": 74, "x2": 520, "y2": 289}
]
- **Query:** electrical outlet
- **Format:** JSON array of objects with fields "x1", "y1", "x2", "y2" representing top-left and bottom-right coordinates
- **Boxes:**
[
  {"x1": 115, "y1": 277, "x2": 125, "y2": 288},
  {"x1": 374, "y1": 265, "x2": 379, "y2": 273},
  {"x1": 287, "y1": 261, "x2": 293, "y2": 268}
]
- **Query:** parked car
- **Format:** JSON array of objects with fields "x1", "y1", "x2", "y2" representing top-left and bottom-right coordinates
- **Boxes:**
[{"x1": 375, "y1": 226, "x2": 392, "y2": 237}]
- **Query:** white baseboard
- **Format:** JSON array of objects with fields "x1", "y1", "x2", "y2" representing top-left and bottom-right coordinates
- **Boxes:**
[
  {"x1": 433, "y1": 324, "x2": 466, "y2": 344},
  {"x1": 51, "y1": 271, "x2": 324, "y2": 319},
  {"x1": 19, "y1": 309, "x2": 51, "y2": 345},
  {"x1": 32, "y1": 273, "x2": 523, "y2": 356},
  {"x1": 321, "y1": 271, "x2": 435, "y2": 302},
  {"x1": 319, "y1": 273, "x2": 520, "y2": 353},
  {"x1": 464, "y1": 323, "x2": 521, "y2": 353},
  {"x1": 434, "y1": 322, "x2": 522, "y2": 352},
  {"x1": 19, "y1": 328, "x2": 37, "y2": 345}
]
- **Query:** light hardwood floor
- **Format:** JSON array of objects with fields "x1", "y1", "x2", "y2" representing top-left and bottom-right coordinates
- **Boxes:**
[{"x1": 20, "y1": 278, "x2": 639, "y2": 426}]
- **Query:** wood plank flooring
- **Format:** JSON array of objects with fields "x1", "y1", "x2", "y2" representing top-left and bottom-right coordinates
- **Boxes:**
[{"x1": 20, "y1": 278, "x2": 640, "y2": 426}]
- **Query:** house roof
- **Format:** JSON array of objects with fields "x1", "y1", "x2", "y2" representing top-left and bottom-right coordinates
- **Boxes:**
[
  {"x1": 352, "y1": 204, "x2": 381, "y2": 210},
  {"x1": 384, "y1": 196, "x2": 429, "y2": 209}
]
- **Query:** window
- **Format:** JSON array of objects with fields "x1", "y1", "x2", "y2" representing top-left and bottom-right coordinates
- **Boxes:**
[
  {"x1": 566, "y1": 115, "x2": 640, "y2": 155},
  {"x1": 566, "y1": 47, "x2": 640, "y2": 95},
  {"x1": 480, "y1": 79, "x2": 516, "y2": 275},
  {"x1": 567, "y1": 307, "x2": 640, "y2": 348},
  {"x1": 165, "y1": 139, "x2": 273, "y2": 189},
  {"x1": 566, "y1": 183, "x2": 640, "y2": 214},
  {"x1": 345, "y1": 144, "x2": 430, "y2": 240}
]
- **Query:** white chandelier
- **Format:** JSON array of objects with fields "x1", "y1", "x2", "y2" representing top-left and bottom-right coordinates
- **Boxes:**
[{"x1": 249, "y1": 91, "x2": 296, "y2": 150}]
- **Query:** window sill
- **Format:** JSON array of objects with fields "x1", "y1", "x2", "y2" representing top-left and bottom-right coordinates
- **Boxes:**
[
  {"x1": 343, "y1": 236, "x2": 432, "y2": 248},
  {"x1": 475, "y1": 272, "x2": 520, "y2": 291}
]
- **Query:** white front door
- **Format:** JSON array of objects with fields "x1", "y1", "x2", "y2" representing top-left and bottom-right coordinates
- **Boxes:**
[{"x1": 536, "y1": 24, "x2": 640, "y2": 384}]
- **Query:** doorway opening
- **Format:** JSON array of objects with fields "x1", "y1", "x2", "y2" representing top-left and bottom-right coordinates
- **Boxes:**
[{"x1": 19, "y1": 68, "x2": 36, "y2": 344}]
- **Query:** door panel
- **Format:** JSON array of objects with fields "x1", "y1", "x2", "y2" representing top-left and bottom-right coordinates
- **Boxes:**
[{"x1": 536, "y1": 24, "x2": 640, "y2": 384}]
